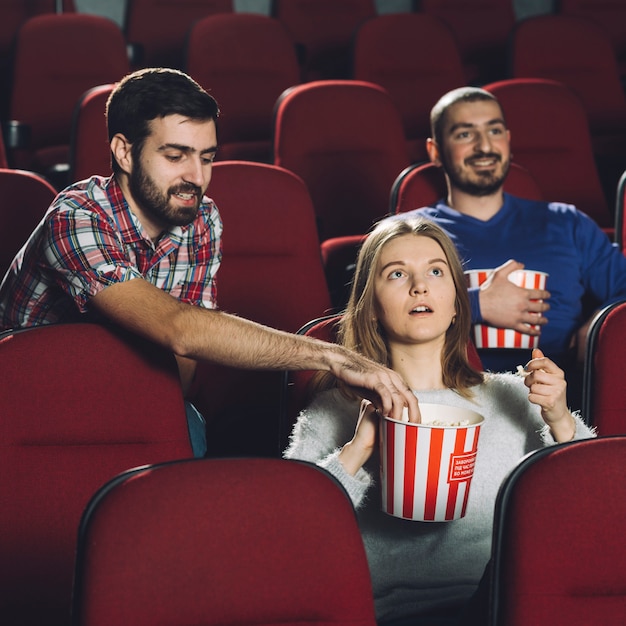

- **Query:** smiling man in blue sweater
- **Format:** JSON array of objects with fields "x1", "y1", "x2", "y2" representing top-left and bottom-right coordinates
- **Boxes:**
[{"x1": 400, "y1": 86, "x2": 626, "y2": 405}]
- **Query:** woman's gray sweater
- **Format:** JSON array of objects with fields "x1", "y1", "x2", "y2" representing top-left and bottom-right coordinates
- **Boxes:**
[{"x1": 284, "y1": 372, "x2": 595, "y2": 623}]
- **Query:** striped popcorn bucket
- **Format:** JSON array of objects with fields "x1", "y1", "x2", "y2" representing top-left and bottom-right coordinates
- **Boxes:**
[
  {"x1": 380, "y1": 404, "x2": 484, "y2": 522},
  {"x1": 465, "y1": 269, "x2": 548, "y2": 349}
]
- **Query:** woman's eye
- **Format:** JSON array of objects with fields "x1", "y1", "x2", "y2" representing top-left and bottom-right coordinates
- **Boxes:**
[
  {"x1": 430, "y1": 267, "x2": 444, "y2": 277},
  {"x1": 389, "y1": 270, "x2": 404, "y2": 280}
]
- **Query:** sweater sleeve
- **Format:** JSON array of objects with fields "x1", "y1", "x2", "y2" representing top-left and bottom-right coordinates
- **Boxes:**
[
  {"x1": 469, "y1": 286, "x2": 483, "y2": 324},
  {"x1": 574, "y1": 208, "x2": 626, "y2": 308},
  {"x1": 539, "y1": 410, "x2": 596, "y2": 444},
  {"x1": 283, "y1": 389, "x2": 374, "y2": 508}
]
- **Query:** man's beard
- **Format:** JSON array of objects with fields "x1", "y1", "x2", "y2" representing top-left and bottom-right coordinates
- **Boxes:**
[
  {"x1": 442, "y1": 152, "x2": 510, "y2": 197},
  {"x1": 129, "y1": 161, "x2": 202, "y2": 227}
]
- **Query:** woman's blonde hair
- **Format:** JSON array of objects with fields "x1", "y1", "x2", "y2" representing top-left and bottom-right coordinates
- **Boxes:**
[{"x1": 318, "y1": 216, "x2": 483, "y2": 395}]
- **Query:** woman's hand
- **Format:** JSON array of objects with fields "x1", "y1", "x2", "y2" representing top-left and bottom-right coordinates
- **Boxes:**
[
  {"x1": 338, "y1": 399, "x2": 380, "y2": 476},
  {"x1": 523, "y1": 348, "x2": 576, "y2": 442}
]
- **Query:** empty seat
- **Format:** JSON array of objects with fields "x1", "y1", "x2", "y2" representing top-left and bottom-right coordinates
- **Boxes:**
[
  {"x1": 185, "y1": 13, "x2": 300, "y2": 163},
  {"x1": 483, "y1": 78, "x2": 614, "y2": 235},
  {"x1": 7, "y1": 13, "x2": 129, "y2": 185},
  {"x1": 491, "y1": 436, "x2": 626, "y2": 625},
  {"x1": 510, "y1": 14, "x2": 626, "y2": 206},
  {"x1": 273, "y1": 79, "x2": 411, "y2": 241},
  {"x1": 352, "y1": 12, "x2": 467, "y2": 163},
  {"x1": 271, "y1": 0, "x2": 377, "y2": 81},
  {"x1": 0, "y1": 168, "x2": 57, "y2": 278},
  {"x1": 0, "y1": 0, "x2": 75, "y2": 120},
  {"x1": 124, "y1": 0, "x2": 234, "y2": 70},
  {"x1": 188, "y1": 161, "x2": 333, "y2": 457},
  {"x1": 420, "y1": 0, "x2": 516, "y2": 84},
  {"x1": 0, "y1": 322, "x2": 192, "y2": 626},
  {"x1": 69, "y1": 83, "x2": 115, "y2": 183},
  {"x1": 582, "y1": 300, "x2": 626, "y2": 435},
  {"x1": 72, "y1": 457, "x2": 378, "y2": 626},
  {"x1": 557, "y1": 0, "x2": 626, "y2": 82}
]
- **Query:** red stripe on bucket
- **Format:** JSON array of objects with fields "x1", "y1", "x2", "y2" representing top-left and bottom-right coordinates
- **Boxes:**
[
  {"x1": 402, "y1": 423, "x2": 418, "y2": 519},
  {"x1": 480, "y1": 324, "x2": 489, "y2": 347},
  {"x1": 445, "y1": 427, "x2": 467, "y2": 520},
  {"x1": 424, "y1": 428, "x2": 444, "y2": 521},
  {"x1": 459, "y1": 433, "x2": 480, "y2": 518},
  {"x1": 385, "y1": 420, "x2": 395, "y2": 515}
]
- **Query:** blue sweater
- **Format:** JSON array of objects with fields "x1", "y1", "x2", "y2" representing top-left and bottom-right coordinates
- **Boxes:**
[{"x1": 407, "y1": 194, "x2": 626, "y2": 369}]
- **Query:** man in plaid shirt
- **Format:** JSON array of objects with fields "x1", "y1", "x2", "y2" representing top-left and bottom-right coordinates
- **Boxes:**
[{"x1": 0, "y1": 68, "x2": 418, "y2": 453}]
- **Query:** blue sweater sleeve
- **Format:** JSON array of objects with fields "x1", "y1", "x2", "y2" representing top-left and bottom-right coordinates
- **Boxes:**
[
  {"x1": 469, "y1": 286, "x2": 483, "y2": 324},
  {"x1": 574, "y1": 209, "x2": 626, "y2": 308}
]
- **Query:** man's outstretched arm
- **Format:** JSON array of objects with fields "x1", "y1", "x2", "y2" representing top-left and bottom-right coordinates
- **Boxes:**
[{"x1": 91, "y1": 277, "x2": 420, "y2": 422}]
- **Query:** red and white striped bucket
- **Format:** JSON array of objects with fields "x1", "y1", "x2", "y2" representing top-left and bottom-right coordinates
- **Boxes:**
[
  {"x1": 380, "y1": 404, "x2": 484, "y2": 522},
  {"x1": 465, "y1": 269, "x2": 548, "y2": 349}
]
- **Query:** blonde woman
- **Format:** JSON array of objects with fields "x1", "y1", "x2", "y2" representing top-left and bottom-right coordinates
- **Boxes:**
[{"x1": 284, "y1": 216, "x2": 595, "y2": 626}]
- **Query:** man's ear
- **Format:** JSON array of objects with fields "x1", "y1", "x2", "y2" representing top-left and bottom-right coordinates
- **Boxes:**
[
  {"x1": 110, "y1": 133, "x2": 133, "y2": 174},
  {"x1": 426, "y1": 138, "x2": 442, "y2": 167}
]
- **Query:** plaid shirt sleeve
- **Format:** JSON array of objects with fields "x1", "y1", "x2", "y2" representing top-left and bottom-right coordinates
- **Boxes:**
[{"x1": 42, "y1": 197, "x2": 222, "y2": 313}]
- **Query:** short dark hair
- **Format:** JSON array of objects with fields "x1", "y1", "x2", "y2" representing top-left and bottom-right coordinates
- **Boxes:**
[
  {"x1": 106, "y1": 67, "x2": 220, "y2": 173},
  {"x1": 430, "y1": 87, "x2": 502, "y2": 147}
]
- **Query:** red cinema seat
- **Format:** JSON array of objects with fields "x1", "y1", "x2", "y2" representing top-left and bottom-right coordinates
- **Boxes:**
[
  {"x1": 0, "y1": 323, "x2": 192, "y2": 626},
  {"x1": 72, "y1": 457, "x2": 378, "y2": 626}
]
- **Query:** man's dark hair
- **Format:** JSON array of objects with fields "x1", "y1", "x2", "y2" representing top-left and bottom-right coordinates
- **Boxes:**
[{"x1": 106, "y1": 67, "x2": 220, "y2": 174}]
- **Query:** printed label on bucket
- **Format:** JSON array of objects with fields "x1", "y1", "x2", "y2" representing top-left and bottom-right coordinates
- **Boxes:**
[
  {"x1": 380, "y1": 405, "x2": 483, "y2": 522},
  {"x1": 465, "y1": 269, "x2": 548, "y2": 349}
]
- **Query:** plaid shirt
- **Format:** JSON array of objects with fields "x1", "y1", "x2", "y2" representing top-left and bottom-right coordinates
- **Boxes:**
[{"x1": 0, "y1": 175, "x2": 222, "y2": 330}]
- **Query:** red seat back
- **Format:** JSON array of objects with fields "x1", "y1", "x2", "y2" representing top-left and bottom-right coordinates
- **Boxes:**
[
  {"x1": 124, "y1": 0, "x2": 233, "y2": 70},
  {"x1": 511, "y1": 14, "x2": 626, "y2": 137},
  {"x1": 558, "y1": 0, "x2": 626, "y2": 79},
  {"x1": 273, "y1": 79, "x2": 410, "y2": 241},
  {"x1": 582, "y1": 300, "x2": 626, "y2": 435},
  {"x1": 73, "y1": 457, "x2": 378, "y2": 626},
  {"x1": 0, "y1": 168, "x2": 58, "y2": 278},
  {"x1": 420, "y1": 0, "x2": 516, "y2": 83},
  {"x1": 352, "y1": 13, "x2": 467, "y2": 163},
  {"x1": 0, "y1": 0, "x2": 75, "y2": 121},
  {"x1": 491, "y1": 436, "x2": 626, "y2": 625},
  {"x1": 0, "y1": 323, "x2": 191, "y2": 626},
  {"x1": 9, "y1": 13, "x2": 129, "y2": 175},
  {"x1": 69, "y1": 83, "x2": 115, "y2": 183},
  {"x1": 185, "y1": 13, "x2": 300, "y2": 163},
  {"x1": 189, "y1": 161, "x2": 333, "y2": 457},
  {"x1": 271, "y1": 0, "x2": 377, "y2": 81}
]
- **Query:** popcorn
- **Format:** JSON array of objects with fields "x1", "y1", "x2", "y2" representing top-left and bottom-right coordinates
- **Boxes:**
[
  {"x1": 424, "y1": 419, "x2": 470, "y2": 427},
  {"x1": 516, "y1": 365, "x2": 530, "y2": 377}
]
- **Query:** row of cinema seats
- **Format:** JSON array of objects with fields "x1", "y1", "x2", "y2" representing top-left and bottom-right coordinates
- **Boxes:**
[
  {"x1": 3, "y1": 310, "x2": 626, "y2": 625},
  {"x1": 4, "y1": 4, "x2": 626, "y2": 202},
  {"x1": 2, "y1": 73, "x2": 617, "y2": 245}
]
